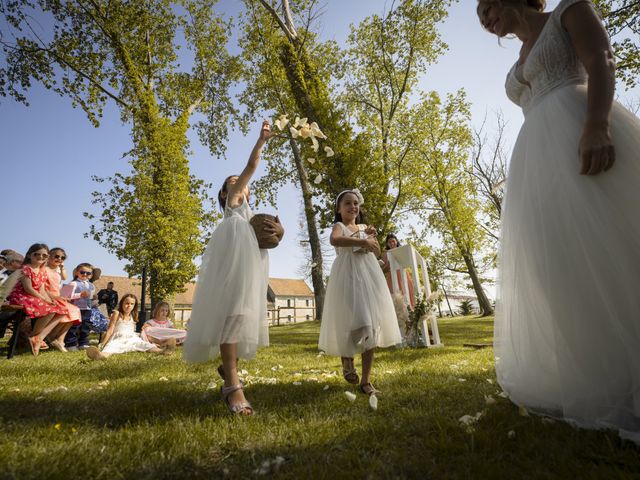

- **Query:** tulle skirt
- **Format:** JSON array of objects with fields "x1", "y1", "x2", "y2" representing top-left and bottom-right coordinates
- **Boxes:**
[
  {"x1": 319, "y1": 251, "x2": 402, "y2": 357},
  {"x1": 183, "y1": 216, "x2": 269, "y2": 362},
  {"x1": 495, "y1": 84, "x2": 640, "y2": 443},
  {"x1": 142, "y1": 326, "x2": 187, "y2": 345}
]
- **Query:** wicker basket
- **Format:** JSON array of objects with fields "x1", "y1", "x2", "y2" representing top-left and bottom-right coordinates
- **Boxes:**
[{"x1": 250, "y1": 213, "x2": 284, "y2": 249}]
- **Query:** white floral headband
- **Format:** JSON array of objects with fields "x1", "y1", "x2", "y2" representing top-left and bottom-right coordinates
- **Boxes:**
[{"x1": 335, "y1": 188, "x2": 365, "y2": 208}]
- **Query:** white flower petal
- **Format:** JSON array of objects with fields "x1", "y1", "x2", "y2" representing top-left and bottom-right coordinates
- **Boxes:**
[
  {"x1": 498, "y1": 391, "x2": 509, "y2": 398},
  {"x1": 323, "y1": 385, "x2": 330, "y2": 391},
  {"x1": 207, "y1": 381, "x2": 217, "y2": 390},
  {"x1": 158, "y1": 376, "x2": 169, "y2": 382},
  {"x1": 486, "y1": 379, "x2": 494, "y2": 384},
  {"x1": 458, "y1": 378, "x2": 467, "y2": 382},
  {"x1": 310, "y1": 122, "x2": 327, "y2": 139},
  {"x1": 311, "y1": 136, "x2": 319, "y2": 152},
  {"x1": 293, "y1": 381, "x2": 302, "y2": 386},
  {"x1": 290, "y1": 126, "x2": 300, "y2": 139},
  {"x1": 307, "y1": 157, "x2": 316, "y2": 164},
  {"x1": 508, "y1": 430, "x2": 516, "y2": 439},
  {"x1": 324, "y1": 146, "x2": 334, "y2": 157},
  {"x1": 344, "y1": 391, "x2": 357, "y2": 402},
  {"x1": 484, "y1": 395, "x2": 496, "y2": 406},
  {"x1": 313, "y1": 174, "x2": 323, "y2": 185},
  {"x1": 518, "y1": 406, "x2": 529, "y2": 417},
  {"x1": 369, "y1": 394, "x2": 378, "y2": 410}
]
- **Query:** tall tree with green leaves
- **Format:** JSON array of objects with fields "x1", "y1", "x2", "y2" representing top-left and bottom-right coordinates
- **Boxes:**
[
  {"x1": 593, "y1": 0, "x2": 640, "y2": 89},
  {"x1": 343, "y1": 0, "x2": 451, "y2": 235},
  {"x1": 0, "y1": 0, "x2": 238, "y2": 304},
  {"x1": 405, "y1": 91, "x2": 494, "y2": 316}
]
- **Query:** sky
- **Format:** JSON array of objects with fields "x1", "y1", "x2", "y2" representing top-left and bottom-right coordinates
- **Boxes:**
[{"x1": 0, "y1": 0, "x2": 637, "y2": 290}]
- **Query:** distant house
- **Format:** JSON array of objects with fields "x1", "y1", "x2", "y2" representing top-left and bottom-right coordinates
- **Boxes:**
[
  {"x1": 92, "y1": 275, "x2": 315, "y2": 326},
  {"x1": 267, "y1": 278, "x2": 315, "y2": 325}
]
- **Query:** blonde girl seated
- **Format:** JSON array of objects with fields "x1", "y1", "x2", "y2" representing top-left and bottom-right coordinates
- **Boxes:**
[{"x1": 141, "y1": 301, "x2": 187, "y2": 350}]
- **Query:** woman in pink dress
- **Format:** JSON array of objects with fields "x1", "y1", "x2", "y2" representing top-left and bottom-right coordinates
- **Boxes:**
[
  {"x1": 43, "y1": 248, "x2": 81, "y2": 352},
  {"x1": 141, "y1": 301, "x2": 187, "y2": 351},
  {"x1": 7, "y1": 243, "x2": 67, "y2": 356}
]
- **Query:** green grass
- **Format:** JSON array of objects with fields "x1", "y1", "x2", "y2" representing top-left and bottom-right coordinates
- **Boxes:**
[{"x1": 0, "y1": 317, "x2": 638, "y2": 479}]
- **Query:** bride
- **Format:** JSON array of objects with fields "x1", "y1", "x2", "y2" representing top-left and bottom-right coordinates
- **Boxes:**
[{"x1": 477, "y1": 0, "x2": 640, "y2": 442}]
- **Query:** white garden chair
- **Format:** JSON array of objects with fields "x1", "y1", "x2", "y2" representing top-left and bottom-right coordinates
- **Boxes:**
[{"x1": 387, "y1": 244, "x2": 442, "y2": 347}]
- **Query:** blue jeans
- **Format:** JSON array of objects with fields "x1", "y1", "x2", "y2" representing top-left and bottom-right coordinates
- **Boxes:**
[{"x1": 64, "y1": 309, "x2": 92, "y2": 347}]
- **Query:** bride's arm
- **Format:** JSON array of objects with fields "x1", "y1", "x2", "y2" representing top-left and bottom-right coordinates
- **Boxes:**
[{"x1": 562, "y1": 2, "x2": 616, "y2": 175}]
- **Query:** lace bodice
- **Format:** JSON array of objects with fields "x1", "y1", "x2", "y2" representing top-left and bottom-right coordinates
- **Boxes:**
[
  {"x1": 505, "y1": 0, "x2": 588, "y2": 114},
  {"x1": 224, "y1": 196, "x2": 253, "y2": 222}
]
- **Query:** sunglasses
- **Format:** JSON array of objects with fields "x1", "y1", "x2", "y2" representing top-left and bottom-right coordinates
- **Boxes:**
[
  {"x1": 32, "y1": 252, "x2": 49, "y2": 258},
  {"x1": 78, "y1": 271, "x2": 92, "y2": 276},
  {"x1": 53, "y1": 254, "x2": 67, "y2": 261}
]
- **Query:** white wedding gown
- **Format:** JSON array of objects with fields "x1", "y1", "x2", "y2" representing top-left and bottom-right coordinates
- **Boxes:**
[{"x1": 495, "y1": 0, "x2": 640, "y2": 443}]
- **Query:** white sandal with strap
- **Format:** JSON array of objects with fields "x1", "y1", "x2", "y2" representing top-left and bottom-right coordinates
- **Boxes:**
[{"x1": 221, "y1": 384, "x2": 253, "y2": 416}]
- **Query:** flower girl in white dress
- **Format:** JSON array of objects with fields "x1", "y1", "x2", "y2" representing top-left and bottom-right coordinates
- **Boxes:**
[
  {"x1": 319, "y1": 189, "x2": 402, "y2": 395},
  {"x1": 183, "y1": 121, "x2": 281, "y2": 415},
  {"x1": 86, "y1": 294, "x2": 162, "y2": 360}
]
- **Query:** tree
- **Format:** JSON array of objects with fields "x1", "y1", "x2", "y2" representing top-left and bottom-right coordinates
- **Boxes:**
[
  {"x1": 0, "y1": 0, "x2": 239, "y2": 304},
  {"x1": 342, "y1": 0, "x2": 451, "y2": 235},
  {"x1": 593, "y1": 0, "x2": 640, "y2": 89},
  {"x1": 405, "y1": 91, "x2": 494, "y2": 316}
]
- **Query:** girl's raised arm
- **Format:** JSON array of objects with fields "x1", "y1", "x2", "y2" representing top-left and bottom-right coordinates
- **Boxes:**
[{"x1": 227, "y1": 120, "x2": 276, "y2": 202}]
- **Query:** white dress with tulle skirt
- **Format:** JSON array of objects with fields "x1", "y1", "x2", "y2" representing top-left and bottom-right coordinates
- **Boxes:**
[
  {"x1": 495, "y1": 0, "x2": 640, "y2": 443},
  {"x1": 101, "y1": 318, "x2": 157, "y2": 354},
  {"x1": 183, "y1": 197, "x2": 269, "y2": 362},
  {"x1": 319, "y1": 223, "x2": 402, "y2": 357}
]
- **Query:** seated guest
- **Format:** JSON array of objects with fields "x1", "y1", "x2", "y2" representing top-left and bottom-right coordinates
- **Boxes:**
[
  {"x1": 0, "y1": 251, "x2": 24, "y2": 285},
  {"x1": 43, "y1": 248, "x2": 81, "y2": 352},
  {"x1": 7, "y1": 244, "x2": 67, "y2": 356},
  {"x1": 141, "y1": 301, "x2": 187, "y2": 351}
]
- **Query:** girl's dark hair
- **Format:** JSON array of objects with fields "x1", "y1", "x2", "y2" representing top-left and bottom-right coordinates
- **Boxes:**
[
  {"x1": 385, "y1": 234, "x2": 401, "y2": 250},
  {"x1": 23, "y1": 243, "x2": 49, "y2": 265},
  {"x1": 73, "y1": 262, "x2": 93, "y2": 280},
  {"x1": 218, "y1": 175, "x2": 236, "y2": 210},
  {"x1": 49, "y1": 247, "x2": 66, "y2": 259},
  {"x1": 152, "y1": 301, "x2": 171, "y2": 319},
  {"x1": 117, "y1": 293, "x2": 139, "y2": 322},
  {"x1": 333, "y1": 191, "x2": 366, "y2": 224}
]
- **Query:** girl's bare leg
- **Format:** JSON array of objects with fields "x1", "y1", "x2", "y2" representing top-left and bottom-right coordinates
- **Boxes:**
[
  {"x1": 220, "y1": 343, "x2": 251, "y2": 413},
  {"x1": 360, "y1": 348, "x2": 375, "y2": 386}
]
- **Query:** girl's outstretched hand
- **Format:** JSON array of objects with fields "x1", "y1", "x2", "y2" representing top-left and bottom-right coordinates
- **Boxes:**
[
  {"x1": 364, "y1": 225, "x2": 377, "y2": 236},
  {"x1": 259, "y1": 120, "x2": 278, "y2": 143},
  {"x1": 364, "y1": 237, "x2": 381, "y2": 257}
]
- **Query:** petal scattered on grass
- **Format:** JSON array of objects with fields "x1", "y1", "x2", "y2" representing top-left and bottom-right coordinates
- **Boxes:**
[
  {"x1": 159, "y1": 376, "x2": 169, "y2": 382},
  {"x1": 344, "y1": 391, "x2": 357, "y2": 402},
  {"x1": 486, "y1": 379, "x2": 494, "y2": 384},
  {"x1": 458, "y1": 378, "x2": 467, "y2": 382},
  {"x1": 323, "y1": 385, "x2": 330, "y2": 391},
  {"x1": 293, "y1": 381, "x2": 302, "y2": 386},
  {"x1": 369, "y1": 394, "x2": 378, "y2": 411},
  {"x1": 541, "y1": 417, "x2": 555, "y2": 425},
  {"x1": 508, "y1": 430, "x2": 516, "y2": 439},
  {"x1": 498, "y1": 391, "x2": 509, "y2": 398},
  {"x1": 484, "y1": 395, "x2": 497, "y2": 406},
  {"x1": 207, "y1": 381, "x2": 217, "y2": 390},
  {"x1": 518, "y1": 406, "x2": 529, "y2": 417},
  {"x1": 458, "y1": 411, "x2": 483, "y2": 426},
  {"x1": 54, "y1": 423, "x2": 62, "y2": 430}
]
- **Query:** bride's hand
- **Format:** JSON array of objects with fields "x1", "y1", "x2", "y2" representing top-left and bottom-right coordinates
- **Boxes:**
[{"x1": 579, "y1": 125, "x2": 615, "y2": 175}]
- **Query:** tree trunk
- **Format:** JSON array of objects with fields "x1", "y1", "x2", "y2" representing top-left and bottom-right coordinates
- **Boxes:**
[
  {"x1": 289, "y1": 139, "x2": 326, "y2": 320},
  {"x1": 461, "y1": 251, "x2": 494, "y2": 316}
]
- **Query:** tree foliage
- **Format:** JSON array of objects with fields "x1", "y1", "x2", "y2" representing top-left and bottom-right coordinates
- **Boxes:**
[
  {"x1": 593, "y1": 0, "x2": 640, "y2": 89},
  {"x1": 0, "y1": 0, "x2": 238, "y2": 303}
]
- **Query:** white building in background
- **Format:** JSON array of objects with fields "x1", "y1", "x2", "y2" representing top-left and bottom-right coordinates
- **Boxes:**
[
  {"x1": 267, "y1": 278, "x2": 315, "y2": 325},
  {"x1": 95, "y1": 276, "x2": 316, "y2": 327}
]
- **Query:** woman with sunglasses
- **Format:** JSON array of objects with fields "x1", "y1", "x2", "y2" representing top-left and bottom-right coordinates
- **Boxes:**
[
  {"x1": 42, "y1": 248, "x2": 81, "y2": 352},
  {"x1": 62, "y1": 263, "x2": 96, "y2": 351},
  {"x1": 7, "y1": 243, "x2": 67, "y2": 355}
]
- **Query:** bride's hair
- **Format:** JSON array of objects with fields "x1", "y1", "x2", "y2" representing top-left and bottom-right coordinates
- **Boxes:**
[{"x1": 477, "y1": 0, "x2": 546, "y2": 13}]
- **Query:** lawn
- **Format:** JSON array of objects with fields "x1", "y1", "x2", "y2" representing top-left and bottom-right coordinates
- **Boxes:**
[{"x1": 0, "y1": 317, "x2": 638, "y2": 479}]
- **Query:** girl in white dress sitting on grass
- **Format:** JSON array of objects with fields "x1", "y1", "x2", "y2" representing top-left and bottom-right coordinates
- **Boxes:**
[
  {"x1": 141, "y1": 301, "x2": 187, "y2": 348},
  {"x1": 86, "y1": 294, "x2": 165, "y2": 360},
  {"x1": 319, "y1": 189, "x2": 402, "y2": 395}
]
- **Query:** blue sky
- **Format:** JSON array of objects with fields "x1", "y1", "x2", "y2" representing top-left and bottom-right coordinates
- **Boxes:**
[{"x1": 1, "y1": 0, "x2": 636, "y2": 286}]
